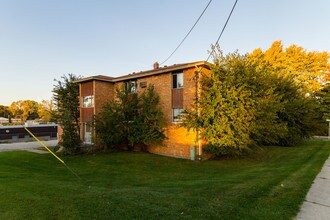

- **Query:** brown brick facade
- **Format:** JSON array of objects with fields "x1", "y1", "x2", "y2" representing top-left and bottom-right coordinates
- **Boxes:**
[
  {"x1": 81, "y1": 108, "x2": 94, "y2": 122},
  {"x1": 94, "y1": 81, "x2": 114, "y2": 115},
  {"x1": 137, "y1": 73, "x2": 172, "y2": 123},
  {"x1": 144, "y1": 68, "x2": 200, "y2": 158},
  {"x1": 81, "y1": 81, "x2": 93, "y2": 96},
  {"x1": 76, "y1": 61, "x2": 211, "y2": 159},
  {"x1": 147, "y1": 125, "x2": 197, "y2": 158}
]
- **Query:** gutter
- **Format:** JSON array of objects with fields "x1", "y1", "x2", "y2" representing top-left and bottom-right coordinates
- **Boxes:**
[{"x1": 73, "y1": 61, "x2": 211, "y2": 83}]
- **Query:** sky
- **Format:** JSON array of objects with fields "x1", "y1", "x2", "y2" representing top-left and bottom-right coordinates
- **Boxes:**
[{"x1": 1, "y1": 0, "x2": 330, "y2": 106}]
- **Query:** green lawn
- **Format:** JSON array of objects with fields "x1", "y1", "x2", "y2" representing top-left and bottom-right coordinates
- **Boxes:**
[{"x1": 0, "y1": 141, "x2": 329, "y2": 219}]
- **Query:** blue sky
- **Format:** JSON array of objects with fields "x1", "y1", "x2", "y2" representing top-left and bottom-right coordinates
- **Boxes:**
[{"x1": 1, "y1": 0, "x2": 330, "y2": 106}]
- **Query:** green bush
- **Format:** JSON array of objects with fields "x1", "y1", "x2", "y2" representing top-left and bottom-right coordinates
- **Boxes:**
[
  {"x1": 94, "y1": 85, "x2": 166, "y2": 150},
  {"x1": 183, "y1": 49, "x2": 326, "y2": 156}
]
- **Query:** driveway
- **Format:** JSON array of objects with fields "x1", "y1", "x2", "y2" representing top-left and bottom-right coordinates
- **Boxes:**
[{"x1": 0, "y1": 140, "x2": 58, "y2": 152}]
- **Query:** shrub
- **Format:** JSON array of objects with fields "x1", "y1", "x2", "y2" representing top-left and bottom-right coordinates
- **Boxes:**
[{"x1": 94, "y1": 85, "x2": 166, "y2": 150}]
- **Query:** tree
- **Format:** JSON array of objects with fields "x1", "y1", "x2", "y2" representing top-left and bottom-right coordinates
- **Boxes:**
[
  {"x1": 274, "y1": 76, "x2": 324, "y2": 145},
  {"x1": 9, "y1": 100, "x2": 39, "y2": 122},
  {"x1": 317, "y1": 81, "x2": 330, "y2": 135},
  {"x1": 0, "y1": 105, "x2": 10, "y2": 118},
  {"x1": 129, "y1": 85, "x2": 166, "y2": 146},
  {"x1": 247, "y1": 41, "x2": 328, "y2": 144},
  {"x1": 38, "y1": 99, "x2": 55, "y2": 122},
  {"x1": 318, "y1": 71, "x2": 330, "y2": 121},
  {"x1": 53, "y1": 74, "x2": 81, "y2": 153},
  {"x1": 94, "y1": 85, "x2": 166, "y2": 150},
  {"x1": 8, "y1": 101, "x2": 23, "y2": 122},
  {"x1": 183, "y1": 44, "x2": 327, "y2": 156},
  {"x1": 247, "y1": 40, "x2": 330, "y2": 96},
  {"x1": 320, "y1": 85, "x2": 330, "y2": 120},
  {"x1": 184, "y1": 51, "x2": 287, "y2": 155}
]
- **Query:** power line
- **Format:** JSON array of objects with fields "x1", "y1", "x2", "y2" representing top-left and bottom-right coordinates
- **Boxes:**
[
  {"x1": 206, "y1": 0, "x2": 238, "y2": 62},
  {"x1": 160, "y1": 0, "x2": 213, "y2": 65}
]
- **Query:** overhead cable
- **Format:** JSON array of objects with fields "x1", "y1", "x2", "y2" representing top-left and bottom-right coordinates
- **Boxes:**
[
  {"x1": 160, "y1": 0, "x2": 213, "y2": 65},
  {"x1": 206, "y1": 0, "x2": 238, "y2": 62}
]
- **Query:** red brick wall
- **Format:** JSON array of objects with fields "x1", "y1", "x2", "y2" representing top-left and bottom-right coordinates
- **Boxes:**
[
  {"x1": 79, "y1": 80, "x2": 114, "y2": 118},
  {"x1": 81, "y1": 108, "x2": 94, "y2": 122},
  {"x1": 80, "y1": 82, "x2": 95, "y2": 122},
  {"x1": 145, "y1": 67, "x2": 211, "y2": 159},
  {"x1": 80, "y1": 82, "x2": 94, "y2": 139},
  {"x1": 147, "y1": 125, "x2": 197, "y2": 159},
  {"x1": 81, "y1": 81, "x2": 93, "y2": 96},
  {"x1": 57, "y1": 125, "x2": 63, "y2": 143},
  {"x1": 77, "y1": 66, "x2": 210, "y2": 159},
  {"x1": 94, "y1": 81, "x2": 114, "y2": 115},
  {"x1": 79, "y1": 80, "x2": 114, "y2": 141},
  {"x1": 183, "y1": 68, "x2": 197, "y2": 110},
  {"x1": 137, "y1": 73, "x2": 172, "y2": 123},
  {"x1": 140, "y1": 68, "x2": 198, "y2": 159}
]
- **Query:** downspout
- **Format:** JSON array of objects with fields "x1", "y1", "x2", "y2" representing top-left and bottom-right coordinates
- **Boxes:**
[{"x1": 195, "y1": 66, "x2": 202, "y2": 160}]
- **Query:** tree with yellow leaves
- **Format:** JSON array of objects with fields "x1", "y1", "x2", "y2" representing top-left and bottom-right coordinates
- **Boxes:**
[
  {"x1": 9, "y1": 100, "x2": 39, "y2": 122},
  {"x1": 247, "y1": 41, "x2": 330, "y2": 95},
  {"x1": 38, "y1": 99, "x2": 55, "y2": 122}
]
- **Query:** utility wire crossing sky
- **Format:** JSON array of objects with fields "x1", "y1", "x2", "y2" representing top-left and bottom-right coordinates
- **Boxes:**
[
  {"x1": 1, "y1": 0, "x2": 330, "y2": 106},
  {"x1": 160, "y1": 0, "x2": 213, "y2": 65}
]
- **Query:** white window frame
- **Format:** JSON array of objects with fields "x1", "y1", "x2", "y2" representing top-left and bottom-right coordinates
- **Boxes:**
[
  {"x1": 125, "y1": 80, "x2": 138, "y2": 94},
  {"x1": 172, "y1": 108, "x2": 184, "y2": 123},
  {"x1": 82, "y1": 95, "x2": 94, "y2": 108},
  {"x1": 173, "y1": 73, "x2": 184, "y2": 89}
]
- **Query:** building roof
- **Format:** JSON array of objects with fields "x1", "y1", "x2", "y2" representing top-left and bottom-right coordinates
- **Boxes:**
[
  {"x1": 74, "y1": 75, "x2": 114, "y2": 83},
  {"x1": 74, "y1": 61, "x2": 211, "y2": 83}
]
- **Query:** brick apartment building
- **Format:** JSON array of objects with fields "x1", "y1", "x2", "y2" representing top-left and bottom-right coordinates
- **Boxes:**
[{"x1": 74, "y1": 61, "x2": 211, "y2": 159}]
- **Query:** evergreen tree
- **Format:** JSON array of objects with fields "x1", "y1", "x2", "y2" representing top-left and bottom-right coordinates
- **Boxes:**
[{"x1": 53, "y1": 74, "x2": 81, "y2": 154}]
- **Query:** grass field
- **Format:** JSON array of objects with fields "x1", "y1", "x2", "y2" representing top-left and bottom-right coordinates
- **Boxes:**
[{"x1": 0, "y1": 140, "x2": 329, "y2": 219}]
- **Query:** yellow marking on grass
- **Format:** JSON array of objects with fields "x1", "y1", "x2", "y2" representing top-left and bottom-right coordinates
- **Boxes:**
[{"x1": 24, "y1": 127, "x2": 64, "y2": 164}]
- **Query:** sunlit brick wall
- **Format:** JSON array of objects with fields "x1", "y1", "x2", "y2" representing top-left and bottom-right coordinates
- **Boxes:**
[{"x1": 145, "y1": 67, "x2": 198, "y2": 159}]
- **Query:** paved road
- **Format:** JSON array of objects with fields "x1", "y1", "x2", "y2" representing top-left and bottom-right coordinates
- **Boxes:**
[
  {"x1": 296, "y1": 156, "x2": 330, "y2": 219},
  {"x1": 0, "y1": 140, "x2": 58, "y2": 152}
]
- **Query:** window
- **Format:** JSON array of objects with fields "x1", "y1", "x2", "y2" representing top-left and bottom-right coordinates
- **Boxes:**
[
  {"x1": 82, "y1": 95, "x2": 94, "y2": 108},
  {"x1": 172, "y1": 108, "x2": 184, "y2": 122},
  {"x1": 173, "y1": 73, "x2": 183, "y2": 89},
  {"x1": 125, "y1": 80, "x2": 138, "y2": 94}
]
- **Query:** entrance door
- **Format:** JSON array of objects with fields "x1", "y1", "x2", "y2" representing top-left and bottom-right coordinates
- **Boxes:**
[{"x1": 83, "y1": 123, "x2": 92, "y2": 144}]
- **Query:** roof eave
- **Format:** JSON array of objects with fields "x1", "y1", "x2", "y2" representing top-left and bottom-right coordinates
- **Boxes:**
[
  {"x1": 113, "y1": 61, "x2": 211, "y2": 82},
  {"x1": 73, "y1": 76, "x2": 114, "y2": 83},
  {"x1": 74, "y1": 61, "x2": 211, "y2": 83}
]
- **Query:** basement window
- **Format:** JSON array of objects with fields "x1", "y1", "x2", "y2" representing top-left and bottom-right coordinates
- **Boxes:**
[
  {"x1": 172, "y1": 73, "x2": 183, "y2": 89},
  {"x1": 82, "y1": 95, "x2": 94, "y2": 108}
]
